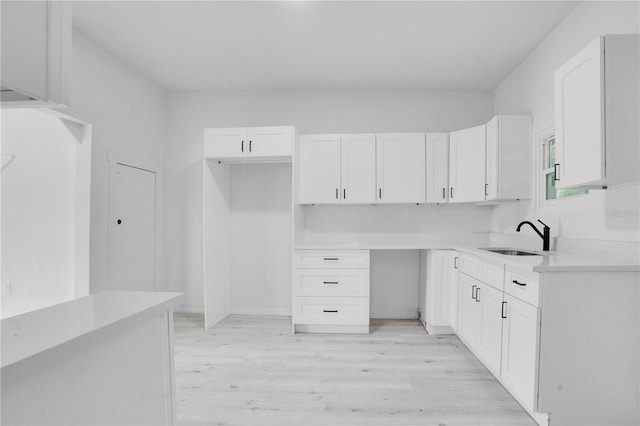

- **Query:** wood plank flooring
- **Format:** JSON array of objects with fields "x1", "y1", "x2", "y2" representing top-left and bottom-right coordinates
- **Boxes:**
[{"x1": 174, "y1": 314, "x2": 536, "y2": 426}]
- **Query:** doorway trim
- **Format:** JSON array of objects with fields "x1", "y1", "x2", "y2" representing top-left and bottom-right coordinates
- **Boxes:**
[{"x1": 106, "y1": 151, "x2": 163, "y2": 292}]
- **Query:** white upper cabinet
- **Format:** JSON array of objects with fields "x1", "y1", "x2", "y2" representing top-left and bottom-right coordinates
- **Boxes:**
[
  {"x1": 425, "y1": 133, "x2": 450, "y2": 203},
  {"x1": 204, "y1": 126, "x2": 294, "y2": 162},
  {"x1": 299, "y1": 134, "x2": 342, "y2": 204},
  {"x1": 449, "y1": 125, "x2": 486, "y2": 203},
  {"x1": 1, "y1": 0, "x2": 71, "y2": 107},
  {"x1": 485, "y1": 115, "x2": 532, "y2": 202},
  {"x1": 554, "y1": 35, "x2": 639, "y2": 189},
  {"x1": 376, "y1": 133, "x2": 426, "y2": 204},
  {"x1": 340, "y1": 134, "x2": 377, "y2": 204}
]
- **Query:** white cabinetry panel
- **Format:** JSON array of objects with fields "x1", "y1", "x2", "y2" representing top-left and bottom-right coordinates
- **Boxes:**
[
  {"x1": 449, "y1": 125, "x2": 485, "y2": 203},
  {"x1": 299, "y1": 134, "x2": 341, "y2": 204},
  {"x1": 376, "y1": 133, "x2": 426, "y2": 204},
  {"x1": 341, "y1": 134, "x2": 376, "y2": 204},
  {"x1": 425, "y1": 133, "x2": 450, "y2": 203}
]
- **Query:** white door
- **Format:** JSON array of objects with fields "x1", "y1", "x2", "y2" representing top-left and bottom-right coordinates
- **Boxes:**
[
  {"x1": 108, "y1": 163, "x2": 156, "y2": 291},
  {"x1": 376, "y1": 133, "x2": 426, "y2": 204},
  {"x1": 554, "y1": 37, "x2": 605, "y2": 188},
  {"x1": 476, "y1": 282, "x2": 504, "y2": 376},
  {"x1": 203, "y1": 127, "x2": 247, "y2": 159},
  {"x1": 341, "y1": 134, "x2": 376, "y2": 204},
  {"x1": 500, "y1": 294, "x2": 540, "y2": 411},
  {"x1": 426, "y1": 133, "x2": 449, "y2": 203},
  {"x1": 247, "y1": 126, "x2": 293, "y2": 157},
  {"x1": 449, "y1": 125, "x2": 486, "y2": 203},
  {"x1": 299, "y1": 134, "x2": 341, "y2": 204}
]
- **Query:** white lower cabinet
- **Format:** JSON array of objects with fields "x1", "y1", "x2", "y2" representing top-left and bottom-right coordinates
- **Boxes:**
[
  {"x1": 419, "y1": 250, "x2": 459, "y2": 334},
  {"x1": 456, "y1": 257, "x2": 543, "y2": 422},
  {"x1": 293, "y1": 249, "x2": 370, "y2": 333},
  {"x1": 476, "y1": 281, "x2": 504, "y2": 376},
  {"x1": 500, "y1": 292, "x2": 540, "y2": 412},
  {"x1": 456, "y1": 273, "x2": 481, "y2": 347}
]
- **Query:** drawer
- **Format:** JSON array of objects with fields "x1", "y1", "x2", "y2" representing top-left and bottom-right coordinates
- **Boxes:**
[
  {"x1": 505, "y1": 266, "x2": 540, "y2": 307},
  {"x1": 294, "y1": 250, "x2": 370, "y2": 269},
  {"x1": 293, "y1": 297, "x2": 369, "y2": 325},
  {"x1": 459, "y1": 253, "x2": 478, "y2": 277},
  {"x1": 477, "y1": 258, "x2": 504, "y2": 291},
  {"x1": 293, "y1": 269, "x2": 369, "y2": 297}
]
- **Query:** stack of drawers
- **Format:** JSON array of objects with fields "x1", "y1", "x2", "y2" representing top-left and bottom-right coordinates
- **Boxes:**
[{"x1": 292, "y1": 249, "x2": 370, "y2": 333}]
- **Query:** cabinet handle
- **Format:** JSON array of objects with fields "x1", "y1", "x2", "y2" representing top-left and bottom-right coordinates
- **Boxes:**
[
  {"x1": 323, "y1": 309, "x2": 338, "y2": 313},
  {"x1": 249, "y1": 140, "x2": 252, "y2": 152},
  {"x1": 323, "y1": 281, "x2": 339, "y2": 285},
  {"x1": 512, "y1": 279, "x2": 527, "y2": 287},
  {"x1": 501, "y1": 301, "x2": 507, "y2": 319},
  {"x1": 343, "y1": 189, "x2": 346, "y2": 200},
  {"x1": 241, "y1": 140, "x2": 244, "y2": 152},
  {"x1": 471, "y1": 285, "x2": 477, "y2": 299},
  {"x1": 442, "y1": 187, "x2": 446, "y2": 199},
  {"x1": 323, "y1": 257, "x2": 339, "y2": 261},
  {"x1": 450, "y1": 187, "x2": 454, "y2": 198},
  {"x1": 554, "y1": 163, "x2": 560, "y2": 181},
  {"x1": 475, "y1": 287, "x2": 481, "y2": 302},
  {"x1": 453, "y1": 257, "x2": 459, "y2": 269},
  {"x1": 335, "y1": 188, "x2": 339, "y2": 200},
  {"x1": 379, "y1": 188, "x2": 382, "y2": 199},
  {"x1": 485, "y1": 183, "x2": 488, "y2": 196}
]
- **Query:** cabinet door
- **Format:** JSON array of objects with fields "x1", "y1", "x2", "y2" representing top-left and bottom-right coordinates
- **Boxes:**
[
  {"x1": 500, "y1": 294, "x2": 540, "y2": 411},
  {"x1": 425, "y1": 133, "x2": 450, "y2": 203},
  {"x1": 449, "y1": 125, "x2": 486, "y2": 203},
  {"x1": 1, "y1": 0, "x2": 71, "y2": 106},
  {"x1": 247, "y1": 126, "x2": 293, "y2": 158},
  {"x1": 376, "y1": 133, "x2": 426, "y2": 204},
  {"x1": 554, "y1": 37, "x2": 604, "y2": 188},
  {"x1": 476, "y1": 282, "x2": 504, "y2": 376},
  {"x1": 299, "y1": 135, "x2": 341, "y2": 204},
  {"x1": 485, "y1": 117, "x2": 499, "y2": 200},
  {"x1": 203, "y1": 127, "x2": 247, "y2": 159},
  {"x1": 426, "y1": 250, "x2": 457, "y2": 328},
  {"x1": 457, "y1": 273, "x2": 481, "y2": 348},
  {"x1": 341, "y1": 134, "x2": 376, "y2": 204}
]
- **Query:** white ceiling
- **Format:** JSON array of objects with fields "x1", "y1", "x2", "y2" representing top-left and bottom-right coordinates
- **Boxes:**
[{"x1": 72, "y1": 1, "x2": 577, "y2": 91}]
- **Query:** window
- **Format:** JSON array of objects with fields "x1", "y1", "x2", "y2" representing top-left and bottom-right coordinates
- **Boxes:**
[{"x1": 541, "y1": 133, "x2": 587, "y2": 201}]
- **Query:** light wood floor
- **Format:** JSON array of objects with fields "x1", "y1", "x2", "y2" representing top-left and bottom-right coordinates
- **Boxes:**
[{"x1": 174, "y1": 314, "x2": 536, "y2": 426}]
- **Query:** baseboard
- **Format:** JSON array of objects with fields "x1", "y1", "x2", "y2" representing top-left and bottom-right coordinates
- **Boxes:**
[
  {"x1": 426, "y1": 323, "x2": 455, "y2": 335},
  {"x1": 294, "y1": 324, "x2": 369, "y2": 334},
  {"x1": 370, "y1": 310, "x2": 418, "y2": 319},
  {"x1": 231, "y1": 307, "x2": 291, "y2": 316}
]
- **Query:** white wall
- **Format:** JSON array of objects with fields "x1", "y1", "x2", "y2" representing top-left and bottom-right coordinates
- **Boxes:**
[
  {"x1": 370, "y1": 250, "x2": 420, "y2": 319},
  {"x1": 492, "y1": 1, "x2": 640, "y2": 243},
  {"x1": 166, "y1": 89, "x2": 493, "y2": 312},
  {"x1": 1, "y1": 110, "x2": 77, "y2": 317},
  {"x1": 230, "y1": 163, "x2": 292, "y2": 315},
  {"x1": 66, "y1": 30, "x2": 167, "y2": 294}
]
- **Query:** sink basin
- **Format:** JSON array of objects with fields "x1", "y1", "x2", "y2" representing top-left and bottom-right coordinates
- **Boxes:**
[{"x1": 481, "y1": 248, "x2": 541, "y2": 256}]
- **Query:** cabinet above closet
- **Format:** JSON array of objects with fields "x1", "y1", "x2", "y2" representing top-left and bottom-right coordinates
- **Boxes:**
[{"x1": 204, "y1": 126, "x2": 294, "y2": 163}]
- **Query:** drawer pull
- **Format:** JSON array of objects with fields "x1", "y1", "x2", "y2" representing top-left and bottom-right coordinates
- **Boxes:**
[
  {"x1": 323, "y1": 257, "x2": 339, "y2": 261},
  {"x1": 454, "y1": 256, "x2": 459, "y2": 269},
  {"x1": 475, "y1": 287, "x2": 481, "y2": 302},
  {"x1": 323, "y1": 281, "x2": 339, "y2": 285},
  {"x1": 512, "y1": 279, "x2": 527, "y2": 287},
  {"x1": 323, "y1": 309, "x2": 338, "y2": 313},
  {"x1": 501, "y1": 301, "x2": 507, "y2": 319},
  {"x1": 471, "y1": 285, "x2": 477, "y2": 299}
]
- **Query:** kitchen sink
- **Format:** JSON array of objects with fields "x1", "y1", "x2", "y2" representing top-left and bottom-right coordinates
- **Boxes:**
[{"x1": 481, "y1": 248, "x2": 541, "y2": 256}]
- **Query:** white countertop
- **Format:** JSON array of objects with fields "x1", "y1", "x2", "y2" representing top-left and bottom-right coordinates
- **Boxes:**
[
  {"x1": 1, "y1": 291, "x2": 183, "y2": 369},
  {"x1": 295, "y1": 243, "x2": 640, "y2": 272}
]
